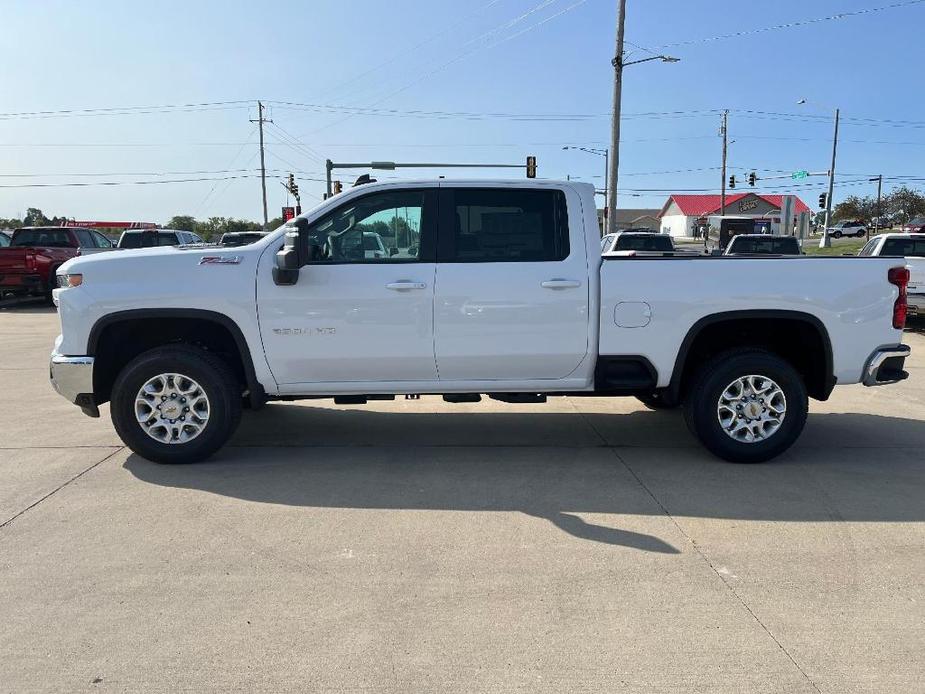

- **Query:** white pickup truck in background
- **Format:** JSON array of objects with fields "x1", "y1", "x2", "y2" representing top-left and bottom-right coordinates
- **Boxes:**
[
  {"x1": 860, "y1": 233, "x2": 925, "y2": 313},
  {"x1": 50, "y1": 179, "x2": 911, "y2": 465}
]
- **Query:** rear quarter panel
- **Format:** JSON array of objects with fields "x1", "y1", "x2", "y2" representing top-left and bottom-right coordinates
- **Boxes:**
[{"x1": 598, "y1": 256, "x2": 905, "y2": 387}]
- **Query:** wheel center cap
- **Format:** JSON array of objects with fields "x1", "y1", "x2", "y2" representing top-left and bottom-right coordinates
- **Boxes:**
[{"x1": 162, "y1": 401, "x2": 181, "y2": 418}]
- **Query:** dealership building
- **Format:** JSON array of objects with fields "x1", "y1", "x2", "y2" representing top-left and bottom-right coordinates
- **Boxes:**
[{"x1": 658, "y1": 193, "x2": 810, "y2": 238}]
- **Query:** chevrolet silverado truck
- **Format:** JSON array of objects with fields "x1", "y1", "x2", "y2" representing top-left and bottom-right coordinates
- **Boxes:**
[
  {"x1": 0, "y1": 226, "x2": 113, "y2": 301},
  {"x1": 50, "y1": 179, "x2": 911, "y2": 464}
]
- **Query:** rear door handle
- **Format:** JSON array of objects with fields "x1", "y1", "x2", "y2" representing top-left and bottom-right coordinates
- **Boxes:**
[
  {"x1": 541, "y1": 279, "x2": 582, "y2": 289},
  {"x1": 386, "y1": 281, "x2": 427, "y2": 291}
]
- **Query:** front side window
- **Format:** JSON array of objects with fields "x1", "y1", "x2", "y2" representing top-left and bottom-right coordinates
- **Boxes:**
[
  {"x1": 306, "y1": 190, "x2": 426, "y2": 263},
  {"x1": 92, "y1": 232, "x2": 112, "y2": 248},
  {"x1": 74, "y1": 230, "x2": 95, "y2": 247},
  {"x1": 440, "y1": 188, "x2": 569, "y2": 262}
]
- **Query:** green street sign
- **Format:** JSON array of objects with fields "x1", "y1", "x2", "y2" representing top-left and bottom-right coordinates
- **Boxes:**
[{"x1": 792, "y1": 170, "x2": 809, "y2": 180}]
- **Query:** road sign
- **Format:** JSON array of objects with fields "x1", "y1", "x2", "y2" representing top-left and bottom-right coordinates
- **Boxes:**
[
  {"x1": 282, "y1": 206, "x2": 295, "y2": 222},
  {"x1": 792, "y1": 170, "x2": 809, "y2": 180}
]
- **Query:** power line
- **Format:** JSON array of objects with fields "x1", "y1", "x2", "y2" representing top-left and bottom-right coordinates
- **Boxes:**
[
  {"x1": 655, "y1": 0, "x2": 925, "y2": 49},
  {"x1": 0, "y1": 100, "x2": 253, "y2": 121}
]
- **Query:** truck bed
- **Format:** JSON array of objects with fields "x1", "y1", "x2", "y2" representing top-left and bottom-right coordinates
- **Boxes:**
[{"x1": 598, "y1": 255, "x2": 906, "y2": 387}]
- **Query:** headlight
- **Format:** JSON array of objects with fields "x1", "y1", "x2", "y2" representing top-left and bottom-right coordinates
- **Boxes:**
[{"x1": 57, "y1": 273, "x2": 83, "y2": 288}]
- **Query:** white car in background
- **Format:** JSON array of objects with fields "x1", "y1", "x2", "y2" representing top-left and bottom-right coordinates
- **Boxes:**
[
  {"x1": 860, "y1": 233, "x2": 925, "y2": 313},
  {"x1": 826, "y1": 220, "x2": 867, "y2": 238}
]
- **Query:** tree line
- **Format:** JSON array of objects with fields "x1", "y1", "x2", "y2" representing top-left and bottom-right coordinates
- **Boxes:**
[
  {"x1": 833, "y1": 185, "x2": 925, "y2": 224},
  {"x1": 0, "y1": 208, "x2": 283, "y2": 241}
]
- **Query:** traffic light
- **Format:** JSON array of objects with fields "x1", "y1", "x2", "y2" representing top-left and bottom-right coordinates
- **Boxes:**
[
  {"x1": 287, "y1": 173, "x2": 295, "y2": 192},
  {"x1": 526, "y1": 155, "x2": 537, "y2": 179},
  {"x1": 818, "y1": 193, "x2": 827, "y2": 209},
  {"x1": 748, "y1": 171, "x2": 756, "y2": 186},
  {"x1": 291, "y1": 182, "x2": 299, "y2": 198},
  {"x1": 332, "y1": 180, "x2": 343, "y2": 194},
  {"x1": 728, "y1": 175, "x2": 736, "y2": 189}
]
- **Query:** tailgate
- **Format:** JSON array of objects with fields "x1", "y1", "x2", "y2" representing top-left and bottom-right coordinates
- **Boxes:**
[
  {"x1": 0, "y1": 248, "x2": 29, "y2": 272},
  {"x1": 908, "y1": 258, "x2": 925, "y2": 294}
]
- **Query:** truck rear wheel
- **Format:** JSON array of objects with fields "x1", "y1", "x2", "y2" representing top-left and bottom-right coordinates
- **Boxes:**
[
  {"x1": 683, "y1": 349, "x2": 807, "y2": 463},
  {"x1": 111, "y1": 346, "x2": 242, "y2": 464}
]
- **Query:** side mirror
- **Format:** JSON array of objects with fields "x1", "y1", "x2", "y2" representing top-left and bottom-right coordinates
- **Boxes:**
[{"x1": 273, "y1": 218, "x2": 308, "y2": 286}]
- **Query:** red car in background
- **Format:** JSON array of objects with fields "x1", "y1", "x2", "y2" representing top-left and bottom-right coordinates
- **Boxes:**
[
  {"x1": 901, "y1": 216, "x2": 925, "y2": 233},
  {"x1": 0, "y1": 226, "x2": 113, "y2": 302}
]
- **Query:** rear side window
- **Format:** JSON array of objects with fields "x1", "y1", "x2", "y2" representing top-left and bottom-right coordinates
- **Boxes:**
[
  {"x1": 11, "y1": 230, "x2": 73, "y2": 247},
  {"x1": 440, "y1": 188, "x2": 569, "y2": 262},
  {"x1": 858, "y1": 239, "x2": 879, "y2": 257},
  {"x1": 882, "y1": 238, "x2": 925, "y2": 257}
]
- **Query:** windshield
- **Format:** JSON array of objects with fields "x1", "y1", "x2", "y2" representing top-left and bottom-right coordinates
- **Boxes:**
[
  {"x1": 11, "y1": 229, "x2": 73, "y2": 247},
  {"x1": 730, "y1": 237, "x2": 800, "y2": 254},
  {"x1": 614, "y1": 234, "x2": 673, "y2": 251},
  {"x1": 120, "y1": 232, "x2": 179, "y2": 248}
]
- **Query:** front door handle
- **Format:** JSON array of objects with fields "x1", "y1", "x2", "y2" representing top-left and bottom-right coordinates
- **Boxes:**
[
  {"x1": 386, "y1": 281, "x2": 427, "y2": 291},
  {"x1": 541, "y1": 279, "x2": 582, "y2": 289}
]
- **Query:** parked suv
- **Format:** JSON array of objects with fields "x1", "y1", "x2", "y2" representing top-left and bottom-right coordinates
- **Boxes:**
[
  {"x1": 117, "y1": 229, "x2": 204, "y2": 249},
  {"x1": 826, "y1": 220, "x2": 867, "y2": 238},
  {"x1": 0, "y1": 226, "x2": 113, "y2": 301}
]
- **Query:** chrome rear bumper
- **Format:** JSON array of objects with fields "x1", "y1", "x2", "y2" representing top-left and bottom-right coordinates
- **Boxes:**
[
  {"x1": 862, "y1": 345, "x2": 910, "y2": 387},
  {"x1": 50, "y1": 353, "x2": 99, "y2": 417}
]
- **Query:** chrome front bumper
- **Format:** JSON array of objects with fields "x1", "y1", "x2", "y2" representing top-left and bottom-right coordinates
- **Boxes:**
[
  {"x1": 862, "y1": 345, "x2": 911, "y2": 387},
  {"x1": 50, "y1": 353, "x2": 99, "y2": 417}
]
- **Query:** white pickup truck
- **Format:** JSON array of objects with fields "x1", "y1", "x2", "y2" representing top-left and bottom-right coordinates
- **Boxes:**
[{"x1": 50, "y1": 179, "x2": 911, "y2": 465}]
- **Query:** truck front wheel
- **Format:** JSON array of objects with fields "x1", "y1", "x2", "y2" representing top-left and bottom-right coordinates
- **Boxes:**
[
  {"x1": 683, "y1": 349, "x2": 807, "y2": 463},
  {"x1": 111, "y1": 346, "x2": 242, "y2": 464}
]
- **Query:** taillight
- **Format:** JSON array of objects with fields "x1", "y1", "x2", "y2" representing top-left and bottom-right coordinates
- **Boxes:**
[
  {"x1": 888, "y1": 266, "x2": 910, "y2": 329},
  {"x1": 24, "y1": 250, "x2": 35, "y2": 271}
]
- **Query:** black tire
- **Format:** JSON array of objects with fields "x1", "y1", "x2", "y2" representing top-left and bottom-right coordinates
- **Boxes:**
[
  {"x1": 832, "y1": 231, "x2": 842, "y2": 238},
  {"x1": 111, "y1": 345, "x2": 242, "y2": 464},
  {"x1": 683, "y1": 349, "x2": 807, "y2": 463},
  {"x1": 856, "y1": 229, "x2": 866, "y2": 238},
  {"x1": 636, "y1": 392, "x2": 679, "y2": 410}
]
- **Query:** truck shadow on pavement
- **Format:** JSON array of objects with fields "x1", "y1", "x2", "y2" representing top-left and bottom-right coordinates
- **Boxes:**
[{"x1": 123, "y1": 406, "x2": 925, "y2": 553}]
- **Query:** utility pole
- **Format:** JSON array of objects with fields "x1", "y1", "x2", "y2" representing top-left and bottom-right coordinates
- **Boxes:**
[
  {"x1": 870, "y1": 174, "x2": 882, "y2": 241},
  {"x1": 820, "y1": 107, "x2": 839, "y2": 249},
  {"x1": 719, "y1": 109, "x2": 728, "y2": 248},
  {"x1": 606, "y1": 0, "x2": 626, "y2": 236},
  {"x1": 250, "y1": 101, "x2": 271, "y2": 229}
]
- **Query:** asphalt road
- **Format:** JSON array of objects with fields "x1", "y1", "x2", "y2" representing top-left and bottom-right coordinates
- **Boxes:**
[{"x1": 1, "y1": 304, "x2": 923, "y2": 692}]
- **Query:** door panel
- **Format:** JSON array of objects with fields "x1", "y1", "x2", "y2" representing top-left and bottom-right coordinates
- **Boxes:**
[
  {"x1": 258, "y1": 187, "x2": 438, "y2": 385},
  {"x1": 433, "y1": 187, "x2": 590, "y2": 381}
]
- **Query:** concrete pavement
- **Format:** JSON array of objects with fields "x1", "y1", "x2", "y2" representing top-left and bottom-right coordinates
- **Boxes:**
[{"x1": 1, "y1": 305, "x2": 923, "y2": 692}]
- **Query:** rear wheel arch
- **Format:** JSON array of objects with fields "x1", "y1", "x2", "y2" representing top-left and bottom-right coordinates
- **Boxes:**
[
  {"x1": 668, "y1": 310, "x2": 834, "y2": 403},
  {"x1": 88, "y1": 309, "x2": 265, "y2": 408}
]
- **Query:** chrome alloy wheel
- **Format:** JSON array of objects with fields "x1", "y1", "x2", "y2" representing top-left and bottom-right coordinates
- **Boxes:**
[
  {"x1": 716, "y1": 374, "x2": 786, "y2": 443},
  {"x1": 134, "y1": 373, "x2": 210, "y2": 444}
]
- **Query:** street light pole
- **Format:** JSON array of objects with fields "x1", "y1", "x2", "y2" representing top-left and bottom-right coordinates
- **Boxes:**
[
  {"x1": 820, "y1": 107, "x2": 840, "y2": 249},
  {"x1": 606, "y1": 0, "x2": 626, "y2": 236},
  {"x1": 870, "y1": 174, "x2": 882, "y2": 241}
]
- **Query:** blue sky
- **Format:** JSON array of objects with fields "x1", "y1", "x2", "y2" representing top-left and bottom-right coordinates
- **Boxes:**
[{"x1": 1, "y1": 0, "x2": 923, "y2": 223}]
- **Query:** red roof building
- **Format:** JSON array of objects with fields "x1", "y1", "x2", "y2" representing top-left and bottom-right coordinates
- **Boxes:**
[{"x1": 658, "y1": 193, "x2": 810, "y2": 237}]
